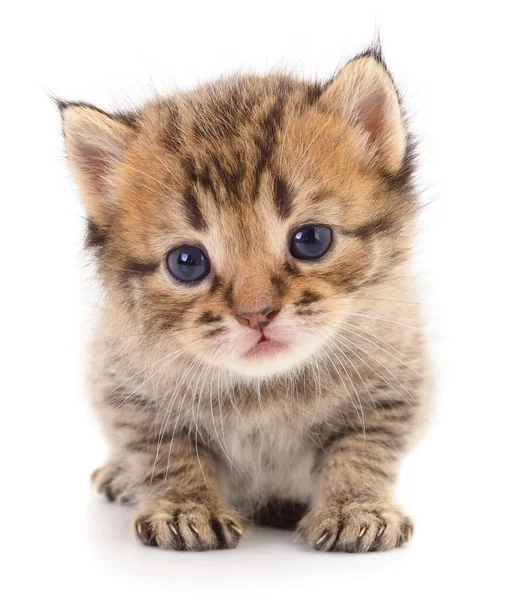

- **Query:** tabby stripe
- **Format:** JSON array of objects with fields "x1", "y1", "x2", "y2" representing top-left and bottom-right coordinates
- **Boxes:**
[
  {"x1": 340, "y1": 217, "x2": 392, "y2": 239},
  {"x1": 273, "y1": 176, "x2": 293, "y2": 219},
  {"x1": 124, "y1": 260, "x2": 159, "y2": 276},
  {"x1": 184, "y1": 190, "x2": 207, "y2": 231}
]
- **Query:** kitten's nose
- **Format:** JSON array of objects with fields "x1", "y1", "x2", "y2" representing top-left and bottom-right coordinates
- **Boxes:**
[{"x1": 235, "y1": 306, "x2": 280, "y2": 330}]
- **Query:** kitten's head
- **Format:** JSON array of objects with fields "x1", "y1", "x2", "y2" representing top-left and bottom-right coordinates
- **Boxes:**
[{"x1": 60, "y1": 49, "x2": 416, "y2": 378}]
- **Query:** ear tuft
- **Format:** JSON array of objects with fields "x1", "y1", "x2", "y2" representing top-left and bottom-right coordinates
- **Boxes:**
[
  {"x1": 349, "y1": 36, "x2": 386, "y2": 67},
  {"x1": 59, "y1": 102, "x2": 135, "y2": 225},
  {"x1": 323, "y1": 48, "x2": 406, "y2": 175}
]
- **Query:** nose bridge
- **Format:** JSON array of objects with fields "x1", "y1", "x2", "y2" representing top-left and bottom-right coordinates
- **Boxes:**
[
  {"x1": 234, "y1": 268, "x2": 276, "y2": 315},
  {"x1": 225, "y1": 208, "x2": 280, "y2": 316}
]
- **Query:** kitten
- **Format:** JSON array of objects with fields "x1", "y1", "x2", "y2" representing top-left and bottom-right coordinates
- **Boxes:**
[{"x1": 60, "y1": 46, "x2": 431, "y2": 552}]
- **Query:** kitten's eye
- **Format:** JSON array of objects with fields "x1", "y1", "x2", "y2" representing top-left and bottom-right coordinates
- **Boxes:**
[
  {"x1": 166, "y1": 246, "x2": 210, "y2": 283},
  {"x1": 290, "y1": 225, "x2": 333, "y2": 260}
]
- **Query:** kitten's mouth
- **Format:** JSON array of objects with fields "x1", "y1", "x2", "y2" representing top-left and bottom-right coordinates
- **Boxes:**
[{"x1": 244, "y1": 332, "x2": 288, "y2": 359}]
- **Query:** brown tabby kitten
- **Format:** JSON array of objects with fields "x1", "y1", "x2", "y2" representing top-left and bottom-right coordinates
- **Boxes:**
[{"x1": 60, "y1": 47, "x2": 431, "y2": 552}]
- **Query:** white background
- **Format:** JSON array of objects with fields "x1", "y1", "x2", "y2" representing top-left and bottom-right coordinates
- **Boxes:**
[{"x1": 3, "y1": 1, "x2": 510, "y2": 598}]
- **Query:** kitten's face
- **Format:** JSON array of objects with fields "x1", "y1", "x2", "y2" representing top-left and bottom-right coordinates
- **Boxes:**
[{"x1": 61, "y1": 59, "x2": 415, "y2": 378}]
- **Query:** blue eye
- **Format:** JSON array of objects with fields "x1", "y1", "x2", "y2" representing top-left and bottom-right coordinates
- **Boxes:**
[
  {"x1": 166, "y1": 246, "x2": 210, "y2": 283},
  {"x1": 290, "y1": 225, "x2": 333, "y2": 260}
]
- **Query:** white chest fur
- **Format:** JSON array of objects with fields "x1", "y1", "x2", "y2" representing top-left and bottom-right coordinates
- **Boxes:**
[{"x1": 214, "y1": 414, "x2": 316, "y2": 511}]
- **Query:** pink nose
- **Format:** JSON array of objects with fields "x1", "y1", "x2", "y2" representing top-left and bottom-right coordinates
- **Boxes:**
[{"x1": 235, "y1": 307, "x2": 280, "y2": 330}]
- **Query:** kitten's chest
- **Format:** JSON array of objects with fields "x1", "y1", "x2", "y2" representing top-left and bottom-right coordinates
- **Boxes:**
[{"x1": 213, "y1": 412, "x2": 317, "y2": 510}]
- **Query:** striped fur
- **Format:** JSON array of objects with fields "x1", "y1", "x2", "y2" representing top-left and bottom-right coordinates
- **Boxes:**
[{"x1": 61, "y1": 48, "x2": 432, "y2": 552}]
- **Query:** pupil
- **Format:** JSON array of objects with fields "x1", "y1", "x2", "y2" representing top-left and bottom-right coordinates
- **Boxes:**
[{"x1": 299, "y1": 227, "x2": 317, "y2": 244}]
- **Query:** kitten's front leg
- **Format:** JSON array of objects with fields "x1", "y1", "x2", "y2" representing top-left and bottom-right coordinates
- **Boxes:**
[
  {"x1": 299, "y1": 402, "x2": 416, "y2": 552},
  {"x1": 96, "y1": 436, "x2": 245, "y2": 551},
  {"x1": 133, "y1": 438, "x2": 245, "y2": 551}
]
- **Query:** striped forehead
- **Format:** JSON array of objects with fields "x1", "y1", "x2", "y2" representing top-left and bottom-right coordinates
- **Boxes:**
[
  {"x1": 144, "y1": 76, "x2": 325, "y2": 222},
  {"x1": 174, "y1": 126, "x2": 294, "y2": 226},
  {"x1": 191, "y1": 173, "x2": 291, "y2": 271},
  {"x1": 133, "y1": 75, "x2": 386, "y2": 252},
  {"x1": 178, "y1": 161, "x2": 295, "y2": 235}
]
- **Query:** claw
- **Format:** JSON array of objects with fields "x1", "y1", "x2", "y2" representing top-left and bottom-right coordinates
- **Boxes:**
[
  {"x1": 190, "y1": 524, "x2": 199, "y2": 535},
  {"x1": 168, "y1": 522, "x2": 178, "y2": 536},
  {"x1": 230, "y1": 524, "x2": 243, "y2": 536},
  {"x1": 377, "y1": 525, "x2": 386, "y2": 538},
  {"x1": 316, "y1": 532, "x2": 329, "y2": 546},
  {"x1": 358, "y1": 526, "x2": 367, "y2": 538}
]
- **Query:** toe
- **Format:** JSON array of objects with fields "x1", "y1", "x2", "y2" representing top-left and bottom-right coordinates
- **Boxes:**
[
  {"x1": 299, "y1": 502, "x2": 413, "y2": 553},
  {"x1": 134, "y1": 503, "x2": 245, "y2": 551}
]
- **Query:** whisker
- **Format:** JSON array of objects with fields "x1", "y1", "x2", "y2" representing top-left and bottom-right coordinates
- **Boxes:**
[
  {"x1": 334, "y1": 334, "x2": 414, "y2": 405},
  {"x1": 153, "y1": 357, "x2": 202, "y2": 482},
  {"x1": 320, "y1": 340, "x2": 361, "y2": 423},
  {"x1": 323, "y1": 339, "x2": 365, "y2": 435},
  {"x1": 209, "y1": 366, "x2": 235, "y2": 473},
  {"x1": 328, "y1": 337, "x2": 377, "y2": 410},
  {"x1": 344, "y1": 312, "x2": 422, "y2": 330},
  {"x1": 308, "y1": 355, "x2": 323, "y2": 427},
  {"x1": 163, "y1": 358, "x2": 203, "y2": 480},
  {"x1": 111, "y1": 352, "x2": 184, "y2": 413},
  {"x1": 190, "y1": 361, "x2": 213, "y2": 487},
  {"x1": 337, "y1": 325, "x2": 424, "y2": 379},
  {"x1": 108, "y1": 339, "x2": 197, "y2": 401},
  {"x1": 208, "y1": 365, "x2": 241, "y2": 474},
  {"x1": 354, "y1": 295, "x2": 438, "y2": 307}
]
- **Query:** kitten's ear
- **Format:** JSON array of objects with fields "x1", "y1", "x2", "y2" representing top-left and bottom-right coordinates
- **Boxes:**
[
  {"x1": 323, "y1": 51, "x2": 406, "y2": 175},
  {"x1": 59, "y1": 102, "x2": 134, "y2": 225}
]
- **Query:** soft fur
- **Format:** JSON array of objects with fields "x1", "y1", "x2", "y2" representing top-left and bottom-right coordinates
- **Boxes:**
[{"x1": 60, "y1": 46, "x2": 431, "y2": 552}]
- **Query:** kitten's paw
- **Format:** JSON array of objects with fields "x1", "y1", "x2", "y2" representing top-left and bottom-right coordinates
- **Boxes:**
[
  {"x1": 91, "y1": 463, "x2": 134, "y2": 504},
  {"x1": 134, "y1": 498, "x2": 246, "y2": 551},
  {"x1": 298, "y1": 501, "x2": 413, "y2": 552}
]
